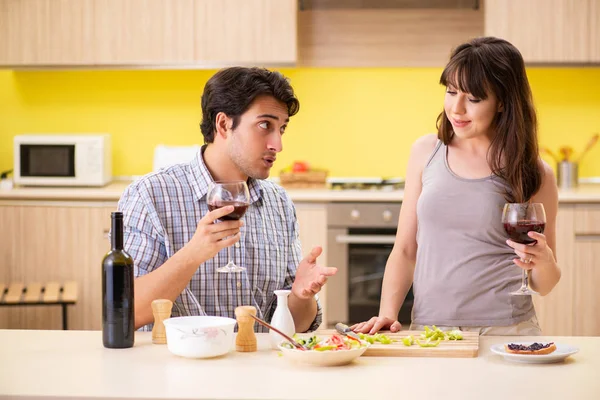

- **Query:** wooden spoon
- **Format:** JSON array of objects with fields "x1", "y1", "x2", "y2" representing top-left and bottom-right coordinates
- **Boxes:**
[
  {"x1": 576, "y1": 133, "x2": 599, "y2": 163},
  {"x1": 247, "y1": 313, "x2": 307, "y2": 351},
  {"x1": 560, "y1": 146, "x2": 574, "y2": 162},
  {"x1": 541, "y1": 147, "x2": 560, "y2": 163}
]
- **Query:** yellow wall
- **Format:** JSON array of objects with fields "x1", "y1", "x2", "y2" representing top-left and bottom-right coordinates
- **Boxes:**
[{"x1": 1, "y1": 68, "x2": 599, "y2": 178}]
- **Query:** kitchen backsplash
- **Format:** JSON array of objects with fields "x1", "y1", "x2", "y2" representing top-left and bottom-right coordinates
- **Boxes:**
[{"x1": 0, "y1": 68, "x2": 599, "y2": 178}]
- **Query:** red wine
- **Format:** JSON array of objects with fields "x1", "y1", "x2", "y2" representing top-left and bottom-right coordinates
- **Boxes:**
[
  {"x1": 208, "y1": 201, "x2": 249, "y2": 220},
  {"x1": 102, "y1": 211, "x2": 135, "y2": 349},
  {"x1": 503, "y1": 220, "x2": 545, "y2": 244}
]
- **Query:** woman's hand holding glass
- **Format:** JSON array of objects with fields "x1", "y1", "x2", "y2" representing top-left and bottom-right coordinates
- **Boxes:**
[
  {"x1": 503, "y1": 203, "x2": 552, "y2": 296},
  {"x1": 505, "y1": 230, "x2": 557, "y2": 292}
]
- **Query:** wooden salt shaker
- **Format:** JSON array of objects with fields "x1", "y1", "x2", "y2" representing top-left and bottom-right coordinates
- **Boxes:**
[
  {"x1": 235, "y1": 306, "x2": 257, "y2": 352},
  {"x1": 151, "y1": 299, "x2": 173, "y2": 344}
]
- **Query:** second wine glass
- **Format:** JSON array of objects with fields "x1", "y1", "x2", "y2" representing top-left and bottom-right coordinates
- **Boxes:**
[
  {"x1": 207, "y1": 181, "x2": 250, "y2": 273},
  {"x1": 502, "y1": 203, "x2": 546, "y2": 296}
]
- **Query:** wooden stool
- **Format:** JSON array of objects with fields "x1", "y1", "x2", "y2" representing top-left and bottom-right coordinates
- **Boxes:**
[{"x1": 0, "y1": 281, "x2": 78, "y2": 330}]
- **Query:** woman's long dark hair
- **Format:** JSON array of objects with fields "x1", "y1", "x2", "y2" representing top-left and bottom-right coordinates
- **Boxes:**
[{"x1": 436, "y1": 37, "x2": 542, "y2": 203}]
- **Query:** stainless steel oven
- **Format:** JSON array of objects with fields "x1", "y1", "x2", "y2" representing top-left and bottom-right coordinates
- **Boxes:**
[{"x1": 325, "y1": 202, "x2": 413, "y2": 327}]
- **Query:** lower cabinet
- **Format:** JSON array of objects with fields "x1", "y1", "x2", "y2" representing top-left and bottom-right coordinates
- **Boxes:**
[
  {"x1": 534, "y1": 204, "x2": 600, "y2": 336},
  {"x1": 294, "y1": 202, "x2": 329, "y2": 326},
  {"x1": 0, "y1": 202, "x2": 116, "y2": 330},
  {"x1": 1, "y1": 200, "x2": 598, "y2": 336}
]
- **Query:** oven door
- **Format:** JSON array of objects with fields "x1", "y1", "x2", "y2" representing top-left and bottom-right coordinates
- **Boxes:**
[{"x1": 326, "y1": 227, "x2": 413, "y2": 327}]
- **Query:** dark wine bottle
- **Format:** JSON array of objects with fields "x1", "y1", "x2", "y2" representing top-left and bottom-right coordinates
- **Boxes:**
[{"x1": 102, "y1": 211, "x2": 135, "y2": 348}]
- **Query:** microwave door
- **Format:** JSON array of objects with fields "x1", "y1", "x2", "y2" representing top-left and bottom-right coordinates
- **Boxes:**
[{"x1": 20, "y1": 144, "x2": 75, "y2": 177}]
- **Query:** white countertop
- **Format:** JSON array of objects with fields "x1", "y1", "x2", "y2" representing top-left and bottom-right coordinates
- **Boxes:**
[
  {"x1": 1, "y1": 181, "x2": 600, "y2": 203},
  {"x1": 0, "y1": 330, "x2": 598, "y2": 400}
]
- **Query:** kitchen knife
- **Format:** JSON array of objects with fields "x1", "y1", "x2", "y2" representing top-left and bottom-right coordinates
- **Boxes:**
[{"x1": 335, "y1": 322, "x2": 362, "y2": 341}]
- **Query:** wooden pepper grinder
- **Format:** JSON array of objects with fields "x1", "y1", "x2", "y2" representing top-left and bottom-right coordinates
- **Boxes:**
[
  {"x1": 235, "y1": 306, "x2": 257, "y2": 352},
  {"x1": 151, "y1": 299, "x2": 173, "y2": 344}
]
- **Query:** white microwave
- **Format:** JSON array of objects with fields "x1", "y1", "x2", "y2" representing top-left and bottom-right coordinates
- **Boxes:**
[{"x1": 14, "y1": 134, "x2": 112, "y2": 187}]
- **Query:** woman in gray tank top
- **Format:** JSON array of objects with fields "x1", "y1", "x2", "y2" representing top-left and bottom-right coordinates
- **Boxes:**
[{"x1": 352, "y1": 37, "x2": 561, "y2": 336}]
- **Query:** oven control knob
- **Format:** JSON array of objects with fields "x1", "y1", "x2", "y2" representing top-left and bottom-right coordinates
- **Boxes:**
[
  {"x1": 350, "y1": 209, "x2": 360, "y2": 221},
  {"x1": 383, "y1": 210, "x2": 393, "y2": 222}
]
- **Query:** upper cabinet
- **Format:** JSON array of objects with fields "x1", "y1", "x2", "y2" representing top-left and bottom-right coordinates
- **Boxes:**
[
  {"x1": 591, "y1": 0, "x2": 600, "y2": 62},
  {"x1": 297, "y1": 7, "x2": 483, "y2": 67},
  {"x1": 194, "y1": 0, "x2": 297, "y2": 65},
  {"x1": 0, "y1": 0, "x2": 297, "y2": 67},
  {"x1": 0, "y1": 0, "x2": 97, "y2": 65},
  {"x1": 93, "y1": 0, "x2": 195, "y2": 65},
  {"x1": 484, "y1": 0, "x2": 599, "y2": 63},
  {"x1": 2, "y1": 0, "x2": 597, "y2": 68}
]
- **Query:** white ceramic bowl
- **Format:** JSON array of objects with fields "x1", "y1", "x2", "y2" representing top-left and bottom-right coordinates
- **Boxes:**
[
  {"x1": 162, "y1": 316, "x2": 237, "y2": 359},
  {"x1": 278, "y1": 340, "x2": 370, "y2": 366}
]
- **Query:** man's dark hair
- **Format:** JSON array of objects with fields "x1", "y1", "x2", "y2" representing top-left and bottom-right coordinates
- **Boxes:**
[{"x1": 200, "y1": 67, "x2": 300, "y2": 143}]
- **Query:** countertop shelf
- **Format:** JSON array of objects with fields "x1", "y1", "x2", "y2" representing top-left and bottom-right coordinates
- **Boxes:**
[{"x1": 2, "y1": 181, "x2": 600, "y2": 203}]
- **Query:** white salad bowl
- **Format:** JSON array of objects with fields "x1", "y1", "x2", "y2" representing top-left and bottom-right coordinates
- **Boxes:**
[
  {"x1": 162, "y1": 316, "x2": 237, "y2": 359},
  {"x1": 278, "y1": 339, "x2": 370, "y2": 366}
]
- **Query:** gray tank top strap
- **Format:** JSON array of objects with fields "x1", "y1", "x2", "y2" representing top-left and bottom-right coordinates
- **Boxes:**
[{"x1": 424, "y1": 139, "x2": 443, "y2": 168}]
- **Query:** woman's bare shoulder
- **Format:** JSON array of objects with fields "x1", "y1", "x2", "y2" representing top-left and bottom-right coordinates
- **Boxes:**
[
  {"x1": 533, "y1": 159, "x2": 558, "y2": 204},
  {"x1": 409, "y1": 133, "x2": 439, "y2": 164}
]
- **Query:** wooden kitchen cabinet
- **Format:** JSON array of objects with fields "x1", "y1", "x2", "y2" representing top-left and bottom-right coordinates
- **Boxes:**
[
  {"x1": 0, "y1": 0, "x2": 96, "y2": 65},
  {"x1": 591, "y1": 0, "x2": 600, "y2": 62},
  {"x1": 194, "y1": 0, "x2": 297, "y2": 65},
  {"x1": 532, "y1": 205, "x2": 576, "y2": 335},
  {"x1": 0, "y1": 201, "x2": 327, "y2": 330},
  {"x1": 572, "y1": 204, "x2": 600, "y2": 336},
  {"x1": 0, "y1": 0, "x2": 194, "y2": 66},
  {"x1": 294, "y1": 202, "x2": 328, "y2": 324},
  {"x1": 533, "y1": 204, "x2": 600, "y2": 336},
  {"x1": 92, "y1": 0, "x2": 195, "y2": 65},
  {"x1": 0, "y1": 202, "x2": 115, "y2": 330},
  {"x1": 0, "y1": 0, "x2": 297, "y2": 67},
  {"x1": 484, "y1": 0, "x2": 595, "y2": 63}
]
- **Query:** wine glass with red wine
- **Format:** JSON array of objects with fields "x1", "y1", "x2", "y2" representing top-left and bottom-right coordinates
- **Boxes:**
[
  {"x1": 502, "y1": 203, "x2": 546, "y2": 296},
  {"x1": 207, "y1": 181, "x2": 250, "y2": 273}
]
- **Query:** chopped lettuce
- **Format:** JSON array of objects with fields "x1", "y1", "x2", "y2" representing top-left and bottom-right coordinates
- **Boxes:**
[
  {"x1": 416, "y1": 338, "x2": 442, "y2": 347},
  {"x1": 402, "y1": 325, "x2": 464, "y2": 346},
  {"x1": 401, "y1": 335, "x2": 414, "y2": 346},
  {"x1": 357, "y1": 332, "x2": 395, "y2": 344}
]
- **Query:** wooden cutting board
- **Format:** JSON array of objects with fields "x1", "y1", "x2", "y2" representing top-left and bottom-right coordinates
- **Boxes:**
[{"x1": 316, "y1": 330, "x2": 479, "y2": 358}]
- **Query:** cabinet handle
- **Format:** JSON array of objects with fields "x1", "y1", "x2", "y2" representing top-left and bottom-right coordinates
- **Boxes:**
[
  {"x1": 575, "y1": 234, "x2": 600, "y2": 241},
  {"x1": 335, "y1": 234, "x2": 396, "y2": 244},
  {"x1": 103, "y1": 230, "x2": 110, "y2": 239},
  {"x1": 382, "y1": 210, "x2": 393, "y2": 222}
]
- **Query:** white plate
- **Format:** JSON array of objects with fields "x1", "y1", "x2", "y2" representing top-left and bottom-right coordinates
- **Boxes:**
[
  {"x1": 278, "y1": 342, "x2": 370, "y2": 367},
  {"x1": 490, "y1": 342, "x2": 579, "y2": 364}
]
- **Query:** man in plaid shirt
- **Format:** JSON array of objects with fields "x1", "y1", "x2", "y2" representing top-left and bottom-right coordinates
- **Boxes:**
[{"x1": 118, "y1": 67, "x2": 337, "y2": 333}]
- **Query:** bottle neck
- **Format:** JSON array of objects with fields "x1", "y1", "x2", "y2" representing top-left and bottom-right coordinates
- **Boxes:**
[
  {"x1": 111, "y1": 216, "x2": 124, "y2": 250},
  {"x1": 276, "y1": 294, "x2": 289, "y2": 307}
]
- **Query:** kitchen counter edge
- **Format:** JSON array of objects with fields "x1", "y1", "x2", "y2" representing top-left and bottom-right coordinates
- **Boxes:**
[{"x1": 1, "y1": 181, "x2": 600, "y2": 203}]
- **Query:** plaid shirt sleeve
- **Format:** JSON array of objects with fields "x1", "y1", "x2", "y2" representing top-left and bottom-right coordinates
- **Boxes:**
[
  {"x1": 277, "y1": 193, "x2": 323, "y2": 332},
  {"x1": 118, "y1": 183, "x2": 171, "y2": 332},
  {"x1": 117, "y1": 183, "x2": 168, "y2": 280}
]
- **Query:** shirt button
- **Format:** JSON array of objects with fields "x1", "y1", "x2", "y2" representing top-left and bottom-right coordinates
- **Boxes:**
[
  {"x1": 236, "y1": 282, "x2": 241, "y2": 288},
  {"x1": 235, "y1": 242, "x2": 240, "y2": 248}
]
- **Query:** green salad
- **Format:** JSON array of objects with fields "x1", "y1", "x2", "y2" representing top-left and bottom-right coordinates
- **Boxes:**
[
  {"x1": 281, "y1": 334, "x2": 367, "y2": 351},
  {"x1": 401, "y1": 325, "x2": 464, "y2": 348}
]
